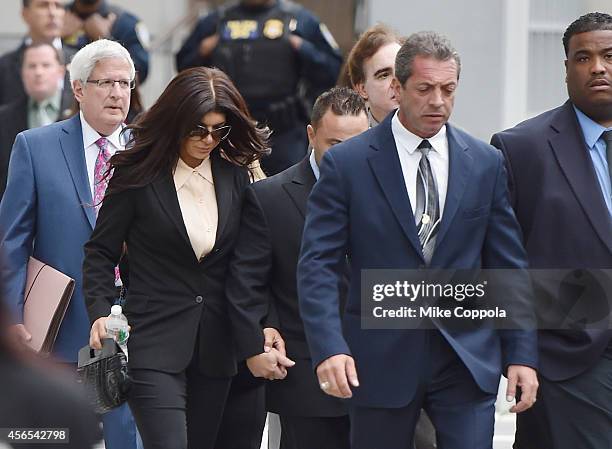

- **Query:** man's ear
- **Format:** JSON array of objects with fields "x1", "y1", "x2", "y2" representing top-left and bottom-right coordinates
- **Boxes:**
[
  {"x1": 306, "y1": 124, "x2": 316, "y2": 148},
  {"x1": 354, "y1": 82, "x2": 368, "y2": 102},
  {"x1": 564, "y1": 60, "x2": 568, "y2": 83},
  {"x1": 391, "y1": 77, "x2": 402, "y2": 96},
  {"x1": 72, "y1": 80, "x2": 84, "y2": 102}
]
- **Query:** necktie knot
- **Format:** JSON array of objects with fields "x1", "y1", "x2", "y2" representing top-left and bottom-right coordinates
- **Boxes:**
[
  {"x1": 96, "y1": 136, "x2": 109, "y2": 150},
  {"x1": 95, "y1": 137, "x2": 111, "y2": 163},
  {"x1": 417, "y1": 139, "x2": 432, "y2": 157},
  {"x1": 602, "y1": 130, "x2": 612, "y2": 143}
]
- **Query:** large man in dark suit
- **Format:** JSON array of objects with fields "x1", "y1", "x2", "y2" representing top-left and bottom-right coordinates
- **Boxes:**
[
  {"x1": 227, "y1": 87, "x2": 368, "y2": 449},
  {"x1": 298, "y1": 31, "x2": 539, "y2": 449},
  {"x1": 491, "y1": 12, "x2": 612, "y2": 449}
]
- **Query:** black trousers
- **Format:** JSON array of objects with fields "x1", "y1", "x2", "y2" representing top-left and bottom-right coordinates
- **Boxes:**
[
  {"x1": 215, "y1": 362, "x2": 266, "y2": 449},
  {"x1": 128, "y1": 362, "x2": 231, "y2": 449},
  {"x1": 278, "y1": 414, "x2": 350, "y2": 449},
  {"x1": 514, "y1": 347, "x2": 612, "y2": 449}
]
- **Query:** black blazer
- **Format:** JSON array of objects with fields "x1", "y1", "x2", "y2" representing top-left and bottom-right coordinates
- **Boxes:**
[
  {"x1": 227, "y1": 157, "x2": 347, "y2": 416},
  {"x1": 83, "y1": 151, "x2": 250, "y2": 377},
  {"x1": 491, "y1": 100, "x2": 612, "y2": 381}
]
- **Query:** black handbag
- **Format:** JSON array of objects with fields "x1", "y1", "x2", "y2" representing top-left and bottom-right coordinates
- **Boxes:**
[{"x1": 76, "y1": 338, "x2": 132, "y2": 414}]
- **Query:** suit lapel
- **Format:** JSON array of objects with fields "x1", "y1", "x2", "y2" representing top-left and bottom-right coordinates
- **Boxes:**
[
  {"x1": 367, "y1": 117, "x2": 424, "y2": 260},
  {"x1": 59, "y1": 115, "x2": 96, "y2": 229},
  {"x1": 434, "y1": 125, "x2": 473, "y2": 250},
  {"x1": 283, "y1": 157, "x2": 316, "y2": 219},
  {"x1": 151, "y1": 170, "x2": 192, "y2": 250},
  {"x1": 211, "y1": 152, "x2": 234, "y2": 244},
  {"x1": 549, "y1": 102, "x2": 612, "y2": 254}
]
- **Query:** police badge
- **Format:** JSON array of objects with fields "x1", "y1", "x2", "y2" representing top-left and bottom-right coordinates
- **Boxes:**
[{"x1": 263, "y1": 19, "x2": 284, "y2": 39}]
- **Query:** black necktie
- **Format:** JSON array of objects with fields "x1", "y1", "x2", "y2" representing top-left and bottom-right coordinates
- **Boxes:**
[
  {"x1": 415, "y1": 140, "x2": 440, "y2": 264},
  {"x1": 603, "y1": 130, "x2": 612, "y2": 188}
]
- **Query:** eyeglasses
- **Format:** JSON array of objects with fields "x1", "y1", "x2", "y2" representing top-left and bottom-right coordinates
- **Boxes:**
[
  {"x1": 187, "y1": 124, "x2": 232, "y2": 141},
  {"x1": 86, "y1": 79, "x2": 136, "y2": 90}
]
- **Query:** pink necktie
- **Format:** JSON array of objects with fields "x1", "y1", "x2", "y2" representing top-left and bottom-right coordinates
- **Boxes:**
[
  {"x1": 93, "y1": 137, "x2": 112, "y2": 216},
  {"x1": 93, "y1": 137, "x2": 121, "y2": 284}
]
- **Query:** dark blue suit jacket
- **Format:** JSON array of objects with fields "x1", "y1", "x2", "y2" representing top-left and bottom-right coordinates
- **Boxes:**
[
  {"x1": 298, "y1": 114, "x2": 537, "y2": 408},
  {"x1": 0, "y1": 115, "x2": 97, "y2": 362},
  {"x1": 492, "y1": 101, "x2": 612, "y2": 381}
]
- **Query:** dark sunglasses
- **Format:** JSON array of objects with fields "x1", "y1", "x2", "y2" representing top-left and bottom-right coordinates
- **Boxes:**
[{"x1": 187, "y1": 124, "x2": 232, "y2": 141}]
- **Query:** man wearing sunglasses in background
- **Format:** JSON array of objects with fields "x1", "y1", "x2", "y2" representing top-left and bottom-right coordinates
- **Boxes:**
[{"x1": 0, "y1": 39, "x2": 142, "y2": 449}]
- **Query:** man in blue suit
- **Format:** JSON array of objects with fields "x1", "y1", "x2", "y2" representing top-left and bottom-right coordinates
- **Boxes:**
[
  {"x1": 492, "y1": 12, "x2": 612, "y2": 449},
  {"x1": 0, "y1": 39, "x2": 141, "y2": 449},
  {"x1": 298, "y1": 31, "x2": 539, "y2": 449}
]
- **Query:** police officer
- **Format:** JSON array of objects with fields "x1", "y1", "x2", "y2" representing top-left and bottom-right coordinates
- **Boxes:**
[
  {"x1": 62, "y1": 0, "x2": 150, "y2": 82},
  {"x1": 177, "y1": 0, "x2": 342, "y2": 175}
]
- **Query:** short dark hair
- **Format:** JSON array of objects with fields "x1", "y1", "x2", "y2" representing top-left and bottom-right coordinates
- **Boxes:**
[
  {"x1": 310, "y1": 87, "x2": 367, "y2": 129},
  {"x1": 23, "y1": 42, "x2": 65, "y2": 66},
  {"x1": 562, "y1": 12, "x2": 612, "y2": 56},
  {"x1": 347, "y1": 24, "x2": 405, "y2": 87},
  {"x1": 395, "y1": 31, "x2": 461, "y2": 86},
  {"x1": 22, "y1": 0, "x2": 30, "y2": 7}
]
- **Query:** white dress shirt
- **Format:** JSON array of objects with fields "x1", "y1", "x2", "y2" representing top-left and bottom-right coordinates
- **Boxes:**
[
  {"x1": 174, "y1": 157, "x2": 218, "y2": 260},
  {"x1": 80, "y1": 112, "x2": 125, "y2": 198},
  {"x1": 309, "y1": 148, "x2": 320, "y2": 180},
  {"x1": 391, "y1": 111, "x2": 449, "y2": 216}
]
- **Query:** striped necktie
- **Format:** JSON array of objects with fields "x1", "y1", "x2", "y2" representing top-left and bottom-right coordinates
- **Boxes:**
[{"x1": 415, "y1": 139, "x2": 440, "y2": 264}]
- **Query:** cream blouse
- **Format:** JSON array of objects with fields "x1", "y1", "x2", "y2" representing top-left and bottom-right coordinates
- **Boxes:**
[{"x1": 173, "y1": 157, "x2": 218, "y2": 260}]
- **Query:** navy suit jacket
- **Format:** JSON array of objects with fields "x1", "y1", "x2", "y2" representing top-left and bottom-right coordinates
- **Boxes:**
[
  {"x1": 0, "y1": 115, "x2": 98, "y2": 362},
  {"x1": 298, "y1": 113, "x2": 537, "y2": 408},
  {"x1": 491, "y1": 101, "x2": 612, "y2": 381}
]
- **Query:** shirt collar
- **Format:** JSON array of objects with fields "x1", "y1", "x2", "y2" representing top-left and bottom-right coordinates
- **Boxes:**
[
  {"x1": 391, "y1": 110, "x2": 447, "y2": 154},
  {"x1": 23, "y1": 36, "x2": 62, "y2": 50},
  {"x1": 80, "y1": 111, "x2": 125, "y2": 151},
  {"x1": 573, "y1": 105, "x2": 612, "y2": 148},
  {"x1": 309, "y1": 148, "x2": 320, "y2": 180},
  {"x1": 174, "y1": 156, "x2": 213, "y2": 191},
  {"x1": 29, "y1": 90, "x2": 61, "y2": 112}
]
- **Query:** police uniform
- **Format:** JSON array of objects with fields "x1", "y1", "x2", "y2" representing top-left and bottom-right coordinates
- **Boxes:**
[
  {"x1": 177, "y1": 0, "x2": 342, "y2": 175},
  {"x1": 64, "y1": 0, "x2": 150, "y2": 82}
]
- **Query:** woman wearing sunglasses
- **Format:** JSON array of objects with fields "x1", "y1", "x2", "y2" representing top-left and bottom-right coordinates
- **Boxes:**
[{"x1": 82, "y1": 67, "x2": 272, "y2": 449}]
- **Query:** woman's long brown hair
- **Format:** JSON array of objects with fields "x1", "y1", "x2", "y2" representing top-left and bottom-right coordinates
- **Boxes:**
[{"x1": 107, "y1": 67, "x2": 270, "y2": 194}]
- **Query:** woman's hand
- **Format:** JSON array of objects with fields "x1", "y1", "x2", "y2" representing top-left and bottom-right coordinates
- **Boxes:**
[
  {"x1": 89, "y1": 317, "x2": 109, "y2": 350},
  {"x1": 263, "y1": 327, "x2": 285, "y2": 355},
  {"x1": 246, "y1": 348, "x2": 295, "y2": 380}
]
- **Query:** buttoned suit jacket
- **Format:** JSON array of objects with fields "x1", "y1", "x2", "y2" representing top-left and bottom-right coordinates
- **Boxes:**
[
  {"x1": 83, "y1": 150, "x2": 250, "y2": 376},
  {"x1": 491, "y1": 100, "x2": 612, "y2": 381},
  {"x1": 298, "y1": 113, "x2": 538, "y2": 408}
]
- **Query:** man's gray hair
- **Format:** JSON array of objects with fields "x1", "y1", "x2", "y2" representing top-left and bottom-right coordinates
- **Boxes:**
[
  {"x1": 395, "y1": 31, "x2": 461, "y2": 86},
  {"x1": 69, "y1": 39, "x2": 135, "y2": 85}
]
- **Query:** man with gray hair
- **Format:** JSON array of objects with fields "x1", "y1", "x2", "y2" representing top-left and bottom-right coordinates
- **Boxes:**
[
  {"x1": 298, "y1": 31, "x2": 539, "y2": 448},
  {"x1": 0, "y1": 38, "x2": 141, "y2": 449}
]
